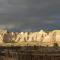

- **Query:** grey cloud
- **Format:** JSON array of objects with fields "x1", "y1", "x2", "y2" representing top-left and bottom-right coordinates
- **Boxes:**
[
  {"x1": 0, "y1": 0, "x2": 8, "y2": 14},
  {"x1": 0, "y1": 0, "x2": 60, "y2": 31},
  {"x1": 8, "y1": 0, "x2": 60, "y2": 17},
  {"x1": 0, "y1": 24, "x2": 15, "y2": 29},
  {"x1": 7, "y1": 0, "x2": 60, "y2": 31}
]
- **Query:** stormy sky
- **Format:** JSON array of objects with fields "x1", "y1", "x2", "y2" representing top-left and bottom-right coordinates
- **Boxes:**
[{"x1": 0, "y1": 0, "x2": 60, "y2": 31}]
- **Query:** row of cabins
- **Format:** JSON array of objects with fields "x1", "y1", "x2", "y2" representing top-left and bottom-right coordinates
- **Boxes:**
[{"x1": 0, "y1": 29, "x2": 60, "y2": 46}]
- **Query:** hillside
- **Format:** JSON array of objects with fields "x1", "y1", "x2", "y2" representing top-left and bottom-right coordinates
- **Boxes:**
[{"x1": 0, "y1": 29, "x2": 60, "y2": 47}]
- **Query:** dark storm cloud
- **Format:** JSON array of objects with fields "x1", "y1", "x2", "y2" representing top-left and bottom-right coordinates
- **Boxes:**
[
  {"x1": 8, "y1": 0, "x2": 60, "y2": 19},
  {"x1": 0, "y1": 0, "x2": 60, "y2": 31},
  {"x1": 0, "y1": 0, "x2": 8, "y2": 24},
  {"x1": 0, "y1": 0, "x2": 8, "y2": 13}
]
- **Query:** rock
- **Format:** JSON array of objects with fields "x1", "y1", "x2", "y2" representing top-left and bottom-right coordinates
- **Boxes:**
[{"x1": 0, "y1": 29, "x2": 60, "y2": 47}]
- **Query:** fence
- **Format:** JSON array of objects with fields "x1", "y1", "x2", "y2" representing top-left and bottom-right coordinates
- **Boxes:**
[{"x1": 0, "y1": 46, "x2": 60, "y2": 60}]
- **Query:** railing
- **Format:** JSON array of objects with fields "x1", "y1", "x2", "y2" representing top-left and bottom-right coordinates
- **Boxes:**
[
  {"x1": 0, "y1": 46, "x2": 60, "y2": 60},
  {"x1": 0, "y1": 52, "x2": 60, "y2": 60}
]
